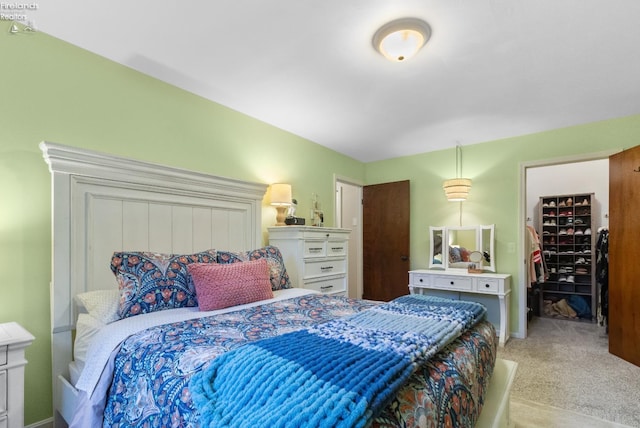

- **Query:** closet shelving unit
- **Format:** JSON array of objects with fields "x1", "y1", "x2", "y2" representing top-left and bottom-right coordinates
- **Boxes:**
[{"x1": 539, "y1": 193, "x2": 595, "y2": 320}]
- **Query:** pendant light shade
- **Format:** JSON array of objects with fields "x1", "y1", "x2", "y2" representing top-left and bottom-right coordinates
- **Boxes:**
[
  {"x1": 443, "y1": 144, "x2": 472, "y2": 202},
  {"x1": 443, "y1": 178, "x2": 472, "y2": 202}
]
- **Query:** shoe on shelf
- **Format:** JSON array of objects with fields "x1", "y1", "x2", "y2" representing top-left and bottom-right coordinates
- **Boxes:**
[
  {"x1": 567, "y1": 275, "x2": 575, "y2": 283},
  {"x1": 576, "y1": 257, "x2": 586, "y2": 264},
  {"x1": 575, "y1": 229, "x2": 584, "y2": 235},
  {"x1": 559, "y1": 229, "x2": 567, "y2": 235},
  {"x1": 585, "y1": 228, "x2": 592, "y2": 235},
  {"x1": 567, "y1": 228, "x2": 574, "y2": 235},
  {"x1": 566, "y1": 198, "x2": 573, "y2": 206},
  {"x1": 549, "y1": 201, "x2": 556, "y2": 207},
  {"x1": 558, "y1": 275, "x2": 567, "y2": 282},
  {"x1": 581, "y1": 198, "x2": 589, "y2": 205}
]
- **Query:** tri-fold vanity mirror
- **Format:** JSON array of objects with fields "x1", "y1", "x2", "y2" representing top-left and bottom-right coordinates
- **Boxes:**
[{"x1": 429, "y1": 225, "x2": 495, "y2": 272}]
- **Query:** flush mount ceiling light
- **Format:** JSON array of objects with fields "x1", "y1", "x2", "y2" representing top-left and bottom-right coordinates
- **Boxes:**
[{"x1": 372, "y1": 17, "x2": 431, "y2": 62}]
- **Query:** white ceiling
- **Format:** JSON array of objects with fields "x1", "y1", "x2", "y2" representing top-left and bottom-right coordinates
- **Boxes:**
[{"x1": 31, "y1": 0, "x2": 640, "y2": 162}]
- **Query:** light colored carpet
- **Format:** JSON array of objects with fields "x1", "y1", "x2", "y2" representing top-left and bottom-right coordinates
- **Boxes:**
[
  {"x1": 511, "y1": 397, "x2": 635, "y2": 428},
  {"x1": 497, "y1": 316, "x2": 640, "y2": 427}
]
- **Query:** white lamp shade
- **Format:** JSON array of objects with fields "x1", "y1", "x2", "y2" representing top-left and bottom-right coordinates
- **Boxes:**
[
  {"x1": 270, "y1": 183, "x2": 292, "y2": 206},
  {"x1": 443, "y1": 178, "x2": 472, "y2": 202}
]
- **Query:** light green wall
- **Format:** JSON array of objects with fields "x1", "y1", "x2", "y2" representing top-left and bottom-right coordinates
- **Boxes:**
[
  {"x1": 0, "y1": 23, "x2": 363, "y2": 424},
  {"x1": 365, "y1": 115, "x2": 640, "y2": 337},
  {"x1": 3, "y1": 20, "x2": 640, "y2": 425}
]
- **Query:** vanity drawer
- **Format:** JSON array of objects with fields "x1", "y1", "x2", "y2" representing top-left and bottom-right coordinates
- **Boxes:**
[
  {"x1": 303, "y1": 240, "x2": 326, "y2": 258},
  {"x1": 431, "y1": 275, "x2": 473, "y2": 291},
  {"x1": 411, "y1": 274, "x2": 432, "y2": 287},
  {"x1": 304, "y1": 259, "x2": 347, "y2": 278},
  {"x1": 476, "y1": 278, "x2": 499, "y2": 293},
  {"x1": 304, "y1": 276, "x2": 347, "y2": 295}
]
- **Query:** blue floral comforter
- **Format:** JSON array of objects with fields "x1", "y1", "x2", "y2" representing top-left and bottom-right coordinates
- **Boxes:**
[{"x1": 102, "y1": 294, "x2": 496, "y2": 427}]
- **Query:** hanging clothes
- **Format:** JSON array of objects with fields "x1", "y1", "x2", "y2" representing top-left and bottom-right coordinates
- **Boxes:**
[
  {"x1": 526, "y1": 225, "x2": 546, "y2": 286},
  {"x1": 596, "y1": 228, "x2": 609, "y2": 329}
]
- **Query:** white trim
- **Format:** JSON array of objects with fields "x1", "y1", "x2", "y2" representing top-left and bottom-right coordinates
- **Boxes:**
[
  {"x1": 517, "y1": 148, "x2": 621, "y2": 339},
  {"x1": 25, "y1": 418, "x2": 54, "y2": 428},
  {"x1": 334, "y1": 175, "x2": 364, "y2": 299}
]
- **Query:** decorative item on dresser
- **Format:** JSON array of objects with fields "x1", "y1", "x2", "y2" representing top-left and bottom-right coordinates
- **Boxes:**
[
  {"x1": 0, "y1": 322, "x2": 35, "y2": 428},
  {"x1": 268, "y1": 226, "x2": 349, "y2": 297},
  {"x1": 539, "y1": 193, "x2": 595, "y2": 321},
  {"x1": 408, "y1": 269, "x2": 512, "y2": 346}
]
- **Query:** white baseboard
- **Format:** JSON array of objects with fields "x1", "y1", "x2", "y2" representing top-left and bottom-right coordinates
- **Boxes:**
[{"x1": 26, "y1": 417, "x2": 54, "y2": 428}]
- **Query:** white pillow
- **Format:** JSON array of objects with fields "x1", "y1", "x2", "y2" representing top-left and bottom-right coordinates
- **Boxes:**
[
  {"x1": 74, "y1": 313, "x2": 105, "y2": 365},
  {"x1": 75, "y1": 289, "x2": 120, "y2": 324}
]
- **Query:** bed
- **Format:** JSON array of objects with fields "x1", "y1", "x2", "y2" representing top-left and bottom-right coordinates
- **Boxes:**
[{"x1": 41, "y1": 142, "x2": 516, "y2": 427}]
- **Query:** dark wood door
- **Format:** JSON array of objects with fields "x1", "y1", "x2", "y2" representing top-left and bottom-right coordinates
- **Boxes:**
[
  {"x1": 363, "y1": 180, "x2": 410, "y2": 301},
  {"x1": 609, "y1": 145, "x2": 640, "y2": 367}
]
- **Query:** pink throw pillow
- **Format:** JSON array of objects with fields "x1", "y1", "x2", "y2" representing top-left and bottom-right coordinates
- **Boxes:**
[{"x1": 188, "y1": 259, "x2": 274, "y2": 311}]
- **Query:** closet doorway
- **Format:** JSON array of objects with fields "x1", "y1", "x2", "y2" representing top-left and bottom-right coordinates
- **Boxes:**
[{"x1": 519, "y1": 152, "x2": 616, "y2": 340}]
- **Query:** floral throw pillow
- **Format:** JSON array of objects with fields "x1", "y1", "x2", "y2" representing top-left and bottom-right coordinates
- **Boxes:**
[
  {"x1": 217, "y1": 245, "x2": 292, "y2": 291},
  {"x1": 110, "y1": 250, "x2": 217, "y2": 319}
]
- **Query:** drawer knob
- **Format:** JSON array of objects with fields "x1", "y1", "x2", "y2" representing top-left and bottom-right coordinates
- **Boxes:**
[
  {"x1": 320, "y1": 266, "x2": 334, "y2": 271},
  {"x1": 419, "y1": 278, "x2": 424, "y2": 283},
  {"x1": 485, "y1": 283, "x2": 490, "y2": 288},
  {"x1": 320, "y1": 285, "x2": 334, "y2": 290},
  {"x1": 450, "y1": 281, "x2": 455, "y2": 285}
]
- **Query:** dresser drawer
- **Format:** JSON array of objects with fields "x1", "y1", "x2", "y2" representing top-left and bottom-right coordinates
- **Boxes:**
[
  {"x1": 304, "y1": 276, "x2": 347, "y2": 295},
  {"x1": 0, "y1": 370, "x2": 6, "y2": 414},
  {"x1": 303, "y1": 240, "x2": 326, "y2": 258},
  {"x1": 304, "y1": 258, "x2": 346, "y2": 278},
  {"x1": 476, "y1": 278, "x2": 499, "y2": 293},
  {"x1": 0, "y1": 415, "x2": 7, "y2": 428},
  {"x1": 327, "y1": 240, "x2": 347, "y2": 257},
  {"x1": 431, "y1": 275, "x2": 473, "y2": 291},
  {"x1": 0, "y1": 347, "x2": 6, "y2": 366}
]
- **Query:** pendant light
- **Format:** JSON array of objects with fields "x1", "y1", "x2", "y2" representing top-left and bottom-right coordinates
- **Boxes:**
[{"x1": 443, "y1": 144, "x2": 472, "y2": 202}]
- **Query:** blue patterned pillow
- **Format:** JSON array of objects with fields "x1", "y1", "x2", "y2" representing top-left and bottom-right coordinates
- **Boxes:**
[
  {"x1": 110, "y1": 250, "x2": 217, "y2": 319},
  {"x1": 217, "y1": 246, "x2": 292, "y2": 291}
]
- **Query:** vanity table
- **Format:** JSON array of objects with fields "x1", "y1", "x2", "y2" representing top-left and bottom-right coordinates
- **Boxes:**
[{"x1": 409, "y1": 270, "x2": 511, "y2": 346}]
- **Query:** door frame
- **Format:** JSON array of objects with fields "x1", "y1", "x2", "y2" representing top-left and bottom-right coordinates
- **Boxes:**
[
  {"x1": 517, "y1": 149, "x2": 620, "y2": 339},
  {"x1": 334, "y1": 174, "x2": 364, "y2": 299}
]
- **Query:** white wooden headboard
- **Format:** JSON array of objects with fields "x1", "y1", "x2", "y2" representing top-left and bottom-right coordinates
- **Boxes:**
[{"x1": 40, "y1": 142, "x2": 267, "y2": 423}]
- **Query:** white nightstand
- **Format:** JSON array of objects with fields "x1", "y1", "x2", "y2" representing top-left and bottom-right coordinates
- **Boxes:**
[{"x1": 0, "y1": 322, "x2": 35, "y2": 428}]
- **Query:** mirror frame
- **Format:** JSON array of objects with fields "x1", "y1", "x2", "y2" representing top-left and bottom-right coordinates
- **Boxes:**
[{"x1": 429, "y1": 224, "x2": 496, "y2": 272}]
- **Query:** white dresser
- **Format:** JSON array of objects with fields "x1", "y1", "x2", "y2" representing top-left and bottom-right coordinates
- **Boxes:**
[
  {"x1": 408, "y1": 270, "x2": 511, "y2": 346},
  {"x1": 268, "y1": 226, "x2": 350, "y2": 296},
  {"x1": 0, "y1": 322, "x2": 34, "y2": 428}
]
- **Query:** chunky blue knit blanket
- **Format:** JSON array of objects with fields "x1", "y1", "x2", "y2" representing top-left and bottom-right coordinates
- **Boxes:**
[{"x1": 189, "y1": 295, "x2": 486, "y2": 428}]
